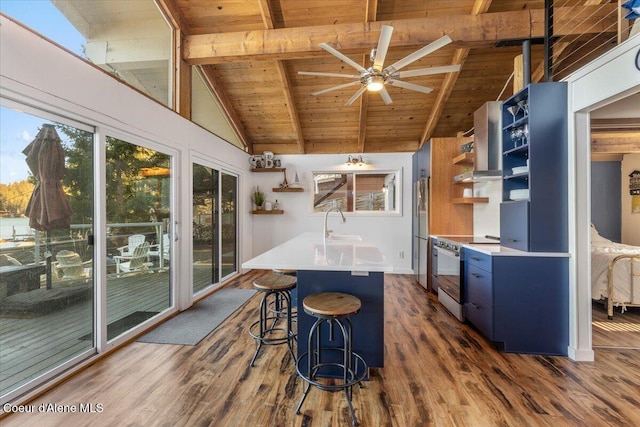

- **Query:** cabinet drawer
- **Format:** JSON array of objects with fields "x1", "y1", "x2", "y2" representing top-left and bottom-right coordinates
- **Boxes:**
[
  {"x1": 466, "y1": 264, "x2": 492, "y2": 303},
  {"x1": 465, "y1": 299, "x2": 493, "y2": 340},
  {"x1": 465, "y1": 249, "x2": 492, "y2": 272},
  {"x1": 500, "y1": 201, "x2": 529, "y2": 251}
]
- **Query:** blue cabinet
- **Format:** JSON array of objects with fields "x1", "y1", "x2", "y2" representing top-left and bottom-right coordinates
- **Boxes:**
[
  {"x1": 464, "y1": 248, "x2": 569, "y2": 355},
  {"x1": 500, "y1": 83, "x2": 568, "y2": 252},
  {"x1": 499, "y1": 201, "x2": 529, "y2": 251}
]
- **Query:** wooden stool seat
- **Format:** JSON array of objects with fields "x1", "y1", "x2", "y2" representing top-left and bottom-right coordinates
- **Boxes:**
[
  {"x1": 253, "y1": 274, "x2": 297, "y2": 291},
  {"x1": 303, "y1": 292, "x2": 361, "y2": 317}
]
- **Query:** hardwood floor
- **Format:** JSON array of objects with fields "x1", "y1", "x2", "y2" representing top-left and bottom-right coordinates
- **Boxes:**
[
  {"x1": 592, "y1": 301, "x2": 640, "y2": 349},
  {"x1": 3, "y1": 271, "x2": 640, "y2": 426}
]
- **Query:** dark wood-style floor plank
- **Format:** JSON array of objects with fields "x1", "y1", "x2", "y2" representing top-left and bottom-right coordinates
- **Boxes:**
[{"x1": 2, "y1": 272, "x2": 640, "y2": 426}]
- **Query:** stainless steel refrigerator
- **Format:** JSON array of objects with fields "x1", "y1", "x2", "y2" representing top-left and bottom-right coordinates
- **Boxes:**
[{"x1": 413, "y1": 177, "x2": 429, "y2": 288}]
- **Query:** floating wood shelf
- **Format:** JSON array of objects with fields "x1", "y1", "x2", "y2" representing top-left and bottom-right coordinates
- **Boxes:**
[
  {"x1": 272, "y1": 187, "x2": 303, "y2": 192},
  {"x1": 452, "y1": 152, "x2": 475, "y2": 165},
  {"x1": 251, "y1": 209, "x2": 284, "y2": 214},
  {"x1": 452, "y1": 197, "x2": 489, "y2": 204},
  {"x1": 251, "y1": 168, "x2": 285, "y2": 172}
]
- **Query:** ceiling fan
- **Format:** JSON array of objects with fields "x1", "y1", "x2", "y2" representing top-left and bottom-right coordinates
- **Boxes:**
[{"x1": 299, "y1": 25, "x2": 460, "y2": 105}]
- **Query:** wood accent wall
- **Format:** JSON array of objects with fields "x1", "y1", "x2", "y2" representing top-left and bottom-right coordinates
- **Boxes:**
[{"x1": 429, "y1": 137, "x2": 474, "y2": 236}]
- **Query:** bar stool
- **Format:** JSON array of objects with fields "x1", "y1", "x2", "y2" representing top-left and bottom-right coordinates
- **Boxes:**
[
  {"x1": 248, "y1": 273, "x2": 297, "y2": 367},
  {"x1": 272, "y1": 269, "x2": 297, "y2": 320},
  {"x1": 295, "y1": 292, "x2": 367, "y2": 426}
]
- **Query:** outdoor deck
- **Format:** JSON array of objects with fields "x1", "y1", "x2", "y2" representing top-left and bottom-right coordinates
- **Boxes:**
[{"x1": 0, "y1": 267, "x2": 213, "y2": 396}]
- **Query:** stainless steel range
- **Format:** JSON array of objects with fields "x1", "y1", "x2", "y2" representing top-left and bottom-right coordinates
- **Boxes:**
[
  {"x1": 433, "y1": 235, "x2": 499, "y2": 321},
  {"x1": 433, "y1": 237, "x2": 464, "y2": 321}
]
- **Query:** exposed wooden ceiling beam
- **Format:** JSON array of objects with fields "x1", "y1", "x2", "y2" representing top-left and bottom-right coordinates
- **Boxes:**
[
  {"x1": 183, "y1": 6, "x2": 616, "y2": 64},
  {"x1": 591, "y1": 131, "x2": 640, "y2": 153},
  {"x1": 419, "y1": 0, "x2": 493, "y2": 148},
  {"x1": 274, "y1": 61, "x2": 305, "y2": 154},
  {"x1": 358, "y1": 2, "x2": 377, "y2": 154},
  {"x1": 366, "y1": 0, "x2": 378, "y2": 23},
  {"x1": 258, "y1": 0, "x2": 305, "y2": 154},
  {"x1": 357, "y1": 55, "x2": 369, "y2": 154}
]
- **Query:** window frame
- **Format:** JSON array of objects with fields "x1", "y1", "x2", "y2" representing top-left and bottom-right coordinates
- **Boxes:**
[{"x1": 311, "y1": 169, "x2": 402, "y2": 216}]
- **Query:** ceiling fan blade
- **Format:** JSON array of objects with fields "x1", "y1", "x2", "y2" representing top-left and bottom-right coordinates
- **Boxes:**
[
  {"x1": 345, "y1": 86, "x2": 368, "y2": 106},
  {"x1": 388, "y1": 79, "x2": 433, "y2": 94},
  {"x1": 299, "y1": 71, "x2": 362, "y2": 79},
  {"x1": 379, "y1": 87, "x2": 393, "y2": 105},
  {"x1": 373, "y1": 25, "x2": 394, "y2": 71},
  {"x1": 384, "y1": 35, "x2": 453, "y2": 73},
  {"x1": 312, "y1": 80, "x2": 362, "y2": 96},
  {"x1": 395, "y1": 64, "x2": 461, "y2": 79},
  {"x1": 319, "y1": 43, "x2": 368, "y2": 73}
]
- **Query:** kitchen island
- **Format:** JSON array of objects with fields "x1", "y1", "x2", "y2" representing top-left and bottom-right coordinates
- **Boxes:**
[{"x1": 242, "y1": 232, "x2": 393, "y2": 368}]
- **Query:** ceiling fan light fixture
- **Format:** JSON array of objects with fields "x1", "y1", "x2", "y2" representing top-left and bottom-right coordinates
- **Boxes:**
[{"x1": 366, "y1": 75, "x2": 385, "y2": 92}]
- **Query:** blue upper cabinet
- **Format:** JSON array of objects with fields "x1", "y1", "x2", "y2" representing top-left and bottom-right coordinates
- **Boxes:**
[{"x1": 500, "y1": 83, "x2": 568, "y2": 253}]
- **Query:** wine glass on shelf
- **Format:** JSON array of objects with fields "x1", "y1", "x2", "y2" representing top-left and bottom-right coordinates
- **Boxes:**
[
  {"x1": 522, "y1": 124, "x2": 529, "y2": 146},
  {"x1": 511, "y1": 127, "x2": 523, "y2": 148},
  {"x1": 510, "y1": 127, "x2": 518, "y2": 147},
  {"x1": 507, "y1": 105, "x2": 518, "y2": 124},
  {"x1": 517, "y1": 99, "x2": 528, "y2": 116}
]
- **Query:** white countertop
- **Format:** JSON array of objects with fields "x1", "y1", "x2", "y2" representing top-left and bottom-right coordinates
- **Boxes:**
[
  {"x1": 242, "y1": 232, "x2": 393, "y2": 272},
  {"x1": 463, "y1": 243, "x2": 570, "y2": 257}
]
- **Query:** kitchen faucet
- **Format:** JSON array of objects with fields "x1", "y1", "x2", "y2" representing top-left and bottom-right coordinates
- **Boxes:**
[{"x1": 323, "y1": 207, "x2": 346, "y2": 238}]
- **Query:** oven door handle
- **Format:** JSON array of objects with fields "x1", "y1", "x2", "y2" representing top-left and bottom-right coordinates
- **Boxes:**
[{"x1": 438, "y1": 248, "x2": 459, "y2": 257}]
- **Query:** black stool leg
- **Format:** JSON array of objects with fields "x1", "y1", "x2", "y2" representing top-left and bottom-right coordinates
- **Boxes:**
[
  {"x1": 283, "y1": 290, "x2": 296, "y2": 362},
  {"x1": 249, "y1": 288, "x2": 296, "y2": 368},
  {"x1": 249, "y1": 291, "x2": 269, "y2": 367},
  {"x1": 295, "y1": 316, "x2": 323, "y2": 414},
  {"x1": 334, "y1": 318, "x2": 358, "y2": 426}
]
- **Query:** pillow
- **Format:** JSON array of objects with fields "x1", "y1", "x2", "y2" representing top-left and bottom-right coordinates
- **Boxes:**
[{"x1": 590, "y1": 223, "x2": 610, "y2": 243}]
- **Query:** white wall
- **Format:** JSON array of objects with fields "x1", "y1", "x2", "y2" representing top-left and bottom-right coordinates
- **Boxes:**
[
  {"x1": 248, "y1": 153, "x2": 414, "y2": 274},
  {"x1": 622, "y1": 153, "x2": 640, "y2": 245},
  {"x1": 473, "y1": 180, "x2": 501, "y2": 236},
  {"x1": 564, "y1": 33, "x2": 640, "y2": 361},
  {"x1": 0, "y1": 16, "x2": 253, "y2": 313}
]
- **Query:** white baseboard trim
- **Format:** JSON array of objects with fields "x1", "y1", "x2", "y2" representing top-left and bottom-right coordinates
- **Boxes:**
[{"x1": 568, "y1": 346, "x2": 595, "y2": 362}]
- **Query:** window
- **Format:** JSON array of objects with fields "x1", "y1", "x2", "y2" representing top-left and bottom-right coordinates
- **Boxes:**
[
  {"x1": 2, "y1": 1, "x2": 174, "y2": 108},
  {"x1": 105, "y1": 136, "x2": 172, "y2": 341},
  {"x1": 192, "y1": 163, "x2": 238, "y2": 295},
  {"x1": 312, "y1": 170, "x2": 401, "y2": 214},
  {"x1": 0, "y1": 103, "x2": 95, "y2": 401}
]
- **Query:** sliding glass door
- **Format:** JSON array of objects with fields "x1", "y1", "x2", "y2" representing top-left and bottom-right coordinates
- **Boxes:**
[
  {"x1": 0, "y1": 104, "x2": 94, "y2": 401},
  {"x1": 105, "y1": 136, "x2": 172, "y2": 341},
  {"x1": 192, "y1": 163, "x2": 238, "y2": 295}
]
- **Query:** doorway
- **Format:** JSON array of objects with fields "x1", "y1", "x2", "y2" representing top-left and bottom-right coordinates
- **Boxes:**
[{"x1": 192, "y1": 162, "x2": 238, "y2": 295}]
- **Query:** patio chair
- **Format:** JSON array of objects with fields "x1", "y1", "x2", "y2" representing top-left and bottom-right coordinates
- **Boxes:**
[
  {"x1": 117, "y1": 234, "x2": 146, "y2": 258},
  {"x1": 114, "y1": 241, "x2": 153, "y2": 274},
  {"x1": 55, "y1": 250, "x2": 92, "y2": 280},
  {"x1": 149, "y1": 233, "x2": 170, "y2": 261}
]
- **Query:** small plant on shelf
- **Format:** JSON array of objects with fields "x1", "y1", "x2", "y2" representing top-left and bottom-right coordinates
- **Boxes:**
[{"x1": 253, "y1": 186, "x2": 265, "y2": 210}]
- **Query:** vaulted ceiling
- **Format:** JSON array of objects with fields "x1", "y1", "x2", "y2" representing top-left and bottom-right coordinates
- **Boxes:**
[
  {"x1": 163, "y1": 0, "x2": 626, "y2": 155},
  {"x1": 55, "y1": 1, "x2": 631, "y2": 155}
]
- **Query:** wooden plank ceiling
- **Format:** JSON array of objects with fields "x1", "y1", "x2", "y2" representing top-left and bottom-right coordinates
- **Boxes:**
[{"x1": 166, "y1": 0, "x2": 622, "y2": 155}]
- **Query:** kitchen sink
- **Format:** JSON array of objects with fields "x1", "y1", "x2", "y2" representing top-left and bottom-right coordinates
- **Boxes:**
[{"x1": 327, "y1": 234, "x2": 362, "y2": 241}]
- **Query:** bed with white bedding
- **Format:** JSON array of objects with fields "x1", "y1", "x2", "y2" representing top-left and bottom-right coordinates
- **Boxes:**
[{"x1": 591, "y1": 225, "x2": 640, "y2": 318}]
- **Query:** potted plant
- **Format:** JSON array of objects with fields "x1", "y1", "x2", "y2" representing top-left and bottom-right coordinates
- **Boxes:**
[{"x1": 253, "y1": 186, "x2": 265, "y2": 210}]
